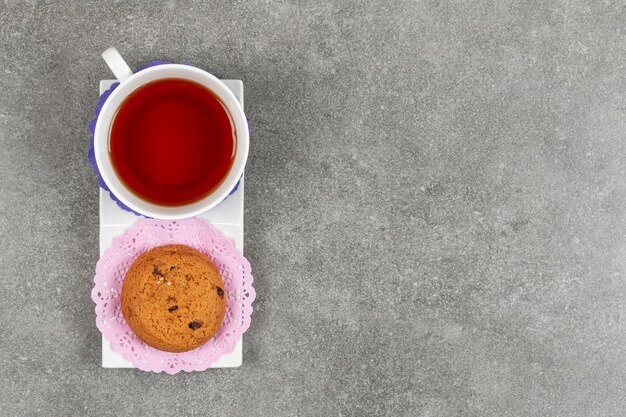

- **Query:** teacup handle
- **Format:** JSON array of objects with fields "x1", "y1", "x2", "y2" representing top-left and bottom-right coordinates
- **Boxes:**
[{"x1": 102, "y1": 47, "x2": 134, "y2": 83}]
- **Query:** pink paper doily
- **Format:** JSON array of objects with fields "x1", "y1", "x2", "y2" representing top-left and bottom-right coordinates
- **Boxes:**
[{"x1": 91, "y1": 218, "x2": 255, "y2": 374}]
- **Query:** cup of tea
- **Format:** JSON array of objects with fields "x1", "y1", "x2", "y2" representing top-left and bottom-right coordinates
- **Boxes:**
[{"x1": 93, "y1": 47, "x2": 249, "y2": 219}]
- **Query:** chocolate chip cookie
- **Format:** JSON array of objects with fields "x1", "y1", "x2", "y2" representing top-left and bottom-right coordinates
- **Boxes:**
[{"x1": 121, "y1": 244, "x2": 226, "y2": 352}]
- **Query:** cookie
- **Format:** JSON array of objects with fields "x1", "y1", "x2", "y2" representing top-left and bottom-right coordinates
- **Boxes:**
[{"x1": 121, "y1": 244, "x2": 226, "y2": 353}]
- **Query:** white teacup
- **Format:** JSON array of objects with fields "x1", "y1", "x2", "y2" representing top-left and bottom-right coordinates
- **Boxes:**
[{"x1": 94, "y1": 47, "x2": 249, "y2": 219}]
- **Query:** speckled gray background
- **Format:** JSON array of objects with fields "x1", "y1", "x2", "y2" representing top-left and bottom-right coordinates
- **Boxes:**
[{"x1": 1, "y1": 1, "x2": 625, "y2": 416}]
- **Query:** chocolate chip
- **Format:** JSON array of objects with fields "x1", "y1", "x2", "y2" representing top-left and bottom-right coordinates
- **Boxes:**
[
  {"x1": 189, "y1": 321, "x2": 202, "y2": 330},
  {"x1": 168, "y1": 305, "x2": 178, "y2": 313},
  {"x1": 216, "y1": 287, "x2": 224, "y2": 298},
  {"x1": 170, "y1": 265, "x2": 176, "y2": 271},
  {"x1": 185, "y1": 274, "x2": 192, "y2": 281},
  {"x1": 152, "y1": 264, "x2": 164, "y2": 277}
]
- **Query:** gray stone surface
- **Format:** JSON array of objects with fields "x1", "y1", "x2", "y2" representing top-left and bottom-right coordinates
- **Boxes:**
[{"x1": 0, "y1": 0, "x2": 625, "y2": 415}]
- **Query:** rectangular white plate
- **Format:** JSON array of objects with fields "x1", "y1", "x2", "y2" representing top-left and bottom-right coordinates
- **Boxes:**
[{"x1": 99, "y1": 79, "x2": 245, "y2": 368}]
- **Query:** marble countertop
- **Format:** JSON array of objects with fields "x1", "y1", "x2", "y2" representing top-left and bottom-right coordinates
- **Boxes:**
[{"x1": 0, "y1": 1, "x2": 624, "y2": 416}]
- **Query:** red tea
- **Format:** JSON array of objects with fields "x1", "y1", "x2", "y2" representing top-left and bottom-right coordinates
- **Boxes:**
[{"x1": 109, "y1": 78, "x2": 236, "y2": 206}]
